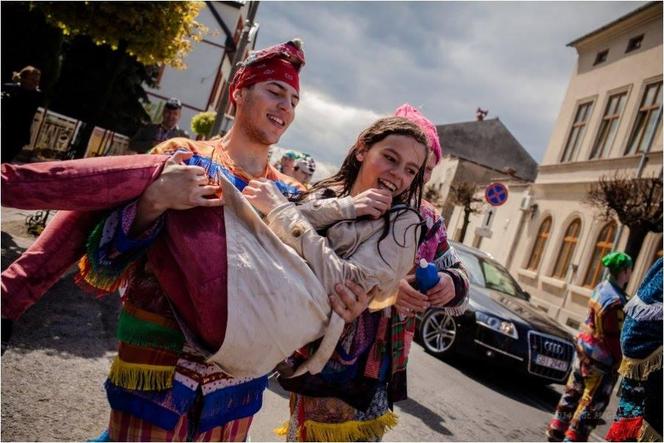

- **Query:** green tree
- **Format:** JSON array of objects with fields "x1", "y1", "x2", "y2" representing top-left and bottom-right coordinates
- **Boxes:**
[
  {"x1": 191, "y1": 111, "x2": 217, "y2": 139},
  {"x1": 34, "y1": 2, "x2": 206, "y2": 68}
]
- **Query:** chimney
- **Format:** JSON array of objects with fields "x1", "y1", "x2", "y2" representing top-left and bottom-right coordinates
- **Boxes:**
[{"x1": 476, "y1": 107, "x2": 488, "y2": 121}]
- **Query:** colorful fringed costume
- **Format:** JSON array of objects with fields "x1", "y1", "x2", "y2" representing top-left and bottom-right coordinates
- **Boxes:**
[
  {"x1": 81, "y1": 138, "x2": 304, "y2": 440},
  {"x1": 606, "y1": 258, "x2": 662, "y2": 442},
  {"x1": 547, "y1": 276, "x2": 629, "y2": 442},
  {"x1": 277, "y1": 198, "x2": 469, "y2": 442}
]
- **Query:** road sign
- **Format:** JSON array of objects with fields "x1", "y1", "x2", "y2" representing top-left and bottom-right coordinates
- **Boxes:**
[{"x1": 485, "y1": 182, "x2": 509, "y2": 206}]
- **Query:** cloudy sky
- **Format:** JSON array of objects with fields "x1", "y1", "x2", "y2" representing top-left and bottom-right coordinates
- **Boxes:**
[{"x1": 254, "y1": 1, "x2": 646, "y2": 169}]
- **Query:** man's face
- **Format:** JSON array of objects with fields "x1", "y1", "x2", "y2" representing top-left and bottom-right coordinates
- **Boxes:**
[
  {"x1": 22, "y1": 72, "x2": 40, "y2": 91},
  {"x1": 293, "y1": 167, "x2": 313, "y2": 184},
  {"x1": 162, "y1": 107, "x2": 181, "y2": 129},
  {"x1": 281, "y1": 156, "x2": 295, "y2": 175},
  {"x1": 234, "y1": 80, "x2": 299, "y2": 146}
]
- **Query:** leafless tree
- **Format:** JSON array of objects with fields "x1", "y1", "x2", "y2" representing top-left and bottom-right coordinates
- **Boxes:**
[
  {"x1": 449, "y1": 181, "x2": 484, "y2": 242},
  {"x1": 586, "y1": 173, "x2": 663, "y2": 260},
  {"x1": 423, "y1": 182, "x2": 444, "y2": 208}
]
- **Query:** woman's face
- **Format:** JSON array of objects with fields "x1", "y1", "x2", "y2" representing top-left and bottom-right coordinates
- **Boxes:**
[{"x1": 351, "y1": 134, "x2": 426, "y2": 198}]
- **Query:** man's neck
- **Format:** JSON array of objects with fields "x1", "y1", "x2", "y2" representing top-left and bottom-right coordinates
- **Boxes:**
[{"x1": 222, "y1": 128, "x2": 270, "y2": 177}]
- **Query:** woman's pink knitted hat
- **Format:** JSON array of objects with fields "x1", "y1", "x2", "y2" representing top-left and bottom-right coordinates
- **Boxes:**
[{"x1": 393, "y1": 104, "x2": 442, "y2": 165}]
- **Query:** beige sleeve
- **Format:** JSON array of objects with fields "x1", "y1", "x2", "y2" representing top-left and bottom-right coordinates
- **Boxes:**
[
  {"x1": 296, "y1": 196, "x2": 356, "y2": 230},
  {"x1": 265, "y1": 203, "x2": 421, "y2": 307}
]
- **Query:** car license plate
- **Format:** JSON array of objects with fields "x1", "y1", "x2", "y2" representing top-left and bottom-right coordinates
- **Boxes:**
[{"x1": 535, "y1": 354, "x2": 569, "y2": 371}]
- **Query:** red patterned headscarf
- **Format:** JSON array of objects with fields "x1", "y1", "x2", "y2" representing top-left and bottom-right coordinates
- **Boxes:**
[
  {"x1": 394, "y1": 103, "x2": 442, "y2": 165},
  {"x1": 230, "y1": 39, "x2": 305, "y2": 105}
]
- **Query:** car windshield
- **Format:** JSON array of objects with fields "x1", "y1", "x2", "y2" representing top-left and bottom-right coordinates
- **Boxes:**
[
  {"x1": 454, "y1": 246, "x2": 526, "y2": 300},
  {"x1": 455, "y1": 248, "x2": 485, "y2": 287},
  {"x1": 480, "y1": 259, "x2": 523, "y2": 299}
]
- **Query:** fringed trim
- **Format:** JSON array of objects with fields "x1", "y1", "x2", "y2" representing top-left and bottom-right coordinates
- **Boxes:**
[
  {"x1": 619, "y1": 346, "x2": 663, "y2": 380},
  {"x1": 443, "y1": 295, "x2": 468, "y2": 317},
  {"x1": 117, "y1": 309, "x2": 185, "y2": 352},
  {"x1": 434, "y1": 247, "x2": 462, "y2": 271},
  {"x1": 606, "y1": 417, "x2": 643, "y2": 442},
  {"x1": 624, "y1": 296, "x2": 663, "y2": 321},
  {"x1": 302, "y1": 410, "x2": 398, "y2": 442},
  {"x1": 273, "y1": 420, "x2": 289, "y2": 437},
  {"x1": 638, "y1": 419, "x2": 662, "y2": 442},
  {"x1": 108, "y1": 356, "x2": 175, "y2": 391},
  {"x1": 76, "y1": 255, "x2": 131, "y2": 297}
]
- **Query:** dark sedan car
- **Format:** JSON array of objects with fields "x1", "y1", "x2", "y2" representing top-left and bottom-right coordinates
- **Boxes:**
[{"x1": 417, "y1": 241, "x2": 576, "y2": 384}]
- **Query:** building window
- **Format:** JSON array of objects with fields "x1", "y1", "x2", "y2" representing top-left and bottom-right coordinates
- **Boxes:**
[
  {"x1": 526, "y1": 217, "x2": 552, "y2": 271},
  {"x1": 626, "y1": 35, "x2": 644, "y2": 53},
  {"x1": 593, "y1": 49, "x2": 609, "y2": 65},
  {"x1": 625, "y1": 81, "x2": 662, "y2": 155},
  {"x1": 552, "y1": 218, "x2": 581, "y2": 279},
  {"x1": 561, "y1": 102, "x2": 593, "y2": 162},
  {"x1": 590, "y1": 92, "x2": 627, "y2": 159},
  {"x1": 583, "y1": 221, "x2": 616, "y2": 288}
]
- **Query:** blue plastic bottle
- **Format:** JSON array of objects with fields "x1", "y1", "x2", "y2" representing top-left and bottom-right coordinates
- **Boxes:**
[{"x1": 415, "y1": 259, "x2": 440, "y2": 292}]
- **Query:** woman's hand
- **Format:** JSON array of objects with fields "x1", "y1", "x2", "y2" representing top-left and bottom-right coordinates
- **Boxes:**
[
  {"x1": 242, "y1": 178, "x2": 289, "y2": 215},
  {"x1": 395, "y1": 275, "x2": 430, "y2": 317},
  {"x1": 426, "y1": 272, "x2": 456, "y2": 308},
  {"x1": 352, "y1": 188, "x2": 392, "y2": 219}
]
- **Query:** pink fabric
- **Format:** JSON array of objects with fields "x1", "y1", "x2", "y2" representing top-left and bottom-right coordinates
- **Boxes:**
[
  {"x1": 1, "y1": 155, "x2": 169, "y2": 320},
  {"x1": 1, "y1": 154, "x2": 168, "y2": 210},
  {"x1": 393, "y1": 103, "x2": 442, "y2": 164}
]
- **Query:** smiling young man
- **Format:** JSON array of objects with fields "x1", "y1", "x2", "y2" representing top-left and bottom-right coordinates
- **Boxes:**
[{"x1": 65, "y1": 39, "x2": 370, "y2": 442}]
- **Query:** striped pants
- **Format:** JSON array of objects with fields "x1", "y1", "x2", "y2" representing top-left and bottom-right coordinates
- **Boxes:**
[{"x1": 547, "y1": 358, "x2": 618, "y2": 442}]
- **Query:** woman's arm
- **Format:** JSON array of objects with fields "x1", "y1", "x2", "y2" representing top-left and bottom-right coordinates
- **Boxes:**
[
  {"x1": 265, "y1": 201, "x2": 421, "y2": 307},
  {"x1": 297, "y1": 188, "x2": 392, "y2": 230}
]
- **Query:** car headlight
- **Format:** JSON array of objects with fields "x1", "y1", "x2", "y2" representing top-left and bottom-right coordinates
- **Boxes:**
[{"x1": 475, "y1": 311, "x2": 518, "y2": 339}]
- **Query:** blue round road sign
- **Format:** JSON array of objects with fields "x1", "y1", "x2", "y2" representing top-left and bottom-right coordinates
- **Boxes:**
[{"x1": 485, "y1": 182, "x2": 509, "y2": 206}]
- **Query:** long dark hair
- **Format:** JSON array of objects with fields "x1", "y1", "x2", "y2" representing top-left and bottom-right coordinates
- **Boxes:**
[
  {"x1": 301, "y1": 116, "x2": 429, "y2": 207},
  {"x1": 298, "y1": 116, "x2": 429, "y2": 262}
]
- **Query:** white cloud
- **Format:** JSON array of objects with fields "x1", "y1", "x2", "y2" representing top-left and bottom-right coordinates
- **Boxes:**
[
  {"x1": 257, "y1": 1, "x2": 648, "y2": 167},
  {"x1": 276, "y1": 86, "x2": 382, "y2": 165}
]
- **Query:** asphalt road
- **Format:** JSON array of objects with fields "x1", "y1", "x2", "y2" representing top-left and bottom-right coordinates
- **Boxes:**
[{"x1": 1, "y1": 207, "x2": 617, "y2": 441}]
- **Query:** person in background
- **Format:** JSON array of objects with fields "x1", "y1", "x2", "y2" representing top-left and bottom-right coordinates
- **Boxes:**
[
  {"x1": 547, "y1": 251, "x2": 634, "y2": 442},
  {"x1": 292, "y1": 154, "x2": 316, "y2": 187},
  {"x1": 605, "y1": 258, "x2": 662, "y2": 442},
  {"x1": 128, "y1": 97, "x2": 189, "y2": 154},
  {"x1": 275, "y1": 149, "x2": 301, "y2": 177},
  {"x1": 1, "y1": 65, "x2": 44, "y2": 162}
]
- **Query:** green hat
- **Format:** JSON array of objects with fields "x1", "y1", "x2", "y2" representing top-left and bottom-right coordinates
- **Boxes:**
[{"x1": 601, "y1": 251, "x2": 633, "y2": 274}]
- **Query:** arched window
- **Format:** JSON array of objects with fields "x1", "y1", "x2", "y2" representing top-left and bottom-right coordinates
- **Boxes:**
[
  {"x1": 526, "y1": 217, "x2": 552, "y2": 271},
  {"x1": 583, "y1": 221, "x2": 616, "y2": 288},
  {"x1": 552, "y1": 219, "x2": 582, "y2": 279}
]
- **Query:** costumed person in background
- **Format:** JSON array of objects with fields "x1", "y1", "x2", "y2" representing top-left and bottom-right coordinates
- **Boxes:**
[
  {"x1": 292, "y1": 154, "x2": 316, "y2": 188},
  {"x1": 274, "y1": 104, "x2": 469, "y2": 442},
  {"x1": 275, "y1": 149, "x2": 301, "y2": 177},
  {"x1": 605, "y1": 258, "x2": 662, "y2": 442},
  {"x1": 128, "y1": 97, "x2": 190, "y2": 154},
  {"x1": 2, "y1": 39, "x2": 370, "y2": 442},
  {"x1": 1, "y1": 65, "x2": 43, "y2": 162},
  {"x1": 546, "y1": 251, "x2": 634, "y2": 442}
]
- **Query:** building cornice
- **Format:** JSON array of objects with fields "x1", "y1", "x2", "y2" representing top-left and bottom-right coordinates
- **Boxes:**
[
  {"x1": 567, "y1": 2, "x2": 661, "y2": 50},
  {"x1": 537, "y1": 151, "x2": 662, "y2": 176}
]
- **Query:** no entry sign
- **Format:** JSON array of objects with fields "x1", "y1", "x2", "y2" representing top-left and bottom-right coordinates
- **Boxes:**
[{"x1": 485, "y1": 182, "x2": 509, "y2": 206}]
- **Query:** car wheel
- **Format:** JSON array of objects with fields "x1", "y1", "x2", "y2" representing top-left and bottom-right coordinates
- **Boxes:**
[{"x1": 419, "y1": 309, "x2": 458, "y2": 358}]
